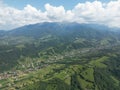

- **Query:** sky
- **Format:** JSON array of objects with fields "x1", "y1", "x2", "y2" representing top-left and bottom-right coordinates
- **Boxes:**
[
  {"x1": 0, "y1": 0, "x2": 120, "y2": 30},
  {"x1": 3, "y1": 0, "x2": 113, "y2": 10}
]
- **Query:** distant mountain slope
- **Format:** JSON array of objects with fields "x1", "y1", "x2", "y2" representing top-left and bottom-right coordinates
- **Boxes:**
[
  {"x1": 6, "y1": 22, "x2": 117, "y2": 38},
  {"x1": 0, "y1": 22, "x2": 119, "y2": 45},
  {"x1": 0, "y1": 30, "x2": 6, "y2": 37}
]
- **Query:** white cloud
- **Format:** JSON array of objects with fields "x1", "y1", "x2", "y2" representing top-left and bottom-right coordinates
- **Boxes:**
[
  {"x1": 45, "y1": 3, "x2": 65, "y2": 21},
  {"x1": 0, "y1": 0, "x2": 120, "y2": 30},
  {"x1": 73, "y1": 1, "x2": 105, "y2": 20}
]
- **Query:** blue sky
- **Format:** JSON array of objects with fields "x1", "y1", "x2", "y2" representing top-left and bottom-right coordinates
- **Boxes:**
[
  {"x1": 0, "y1": 0, "x2": 120, "y2": 30},
  {"x1": 4, "y1": 0, "x2": 114, "y2": 11}
]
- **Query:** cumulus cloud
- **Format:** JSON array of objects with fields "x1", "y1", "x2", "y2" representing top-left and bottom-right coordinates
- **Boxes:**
[
  {"x1": 73, "y1": 0, "x2": 120, "y2": 27},
  {"x1": 45, "y1": 3, "x2": 65, "y2": 21},
  {"x1": 0, "y1": 3, "x2": 49, "y2": 29},
  {"x1": 0, "y1": 0, "x2": 120, "y2": 30}
]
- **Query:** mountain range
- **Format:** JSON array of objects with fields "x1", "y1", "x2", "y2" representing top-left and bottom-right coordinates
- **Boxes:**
[{"x1": 0, "y1": 22, "x2": 120, "y2": 90}]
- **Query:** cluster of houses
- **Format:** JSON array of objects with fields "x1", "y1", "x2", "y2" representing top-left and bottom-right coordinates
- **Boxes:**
[
  {"x1": 0, "y1": 71, "x2": 18, "y2": 80},
  {"x1": 0, "y1": 63, "x2": 49, "y2": 81}
]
